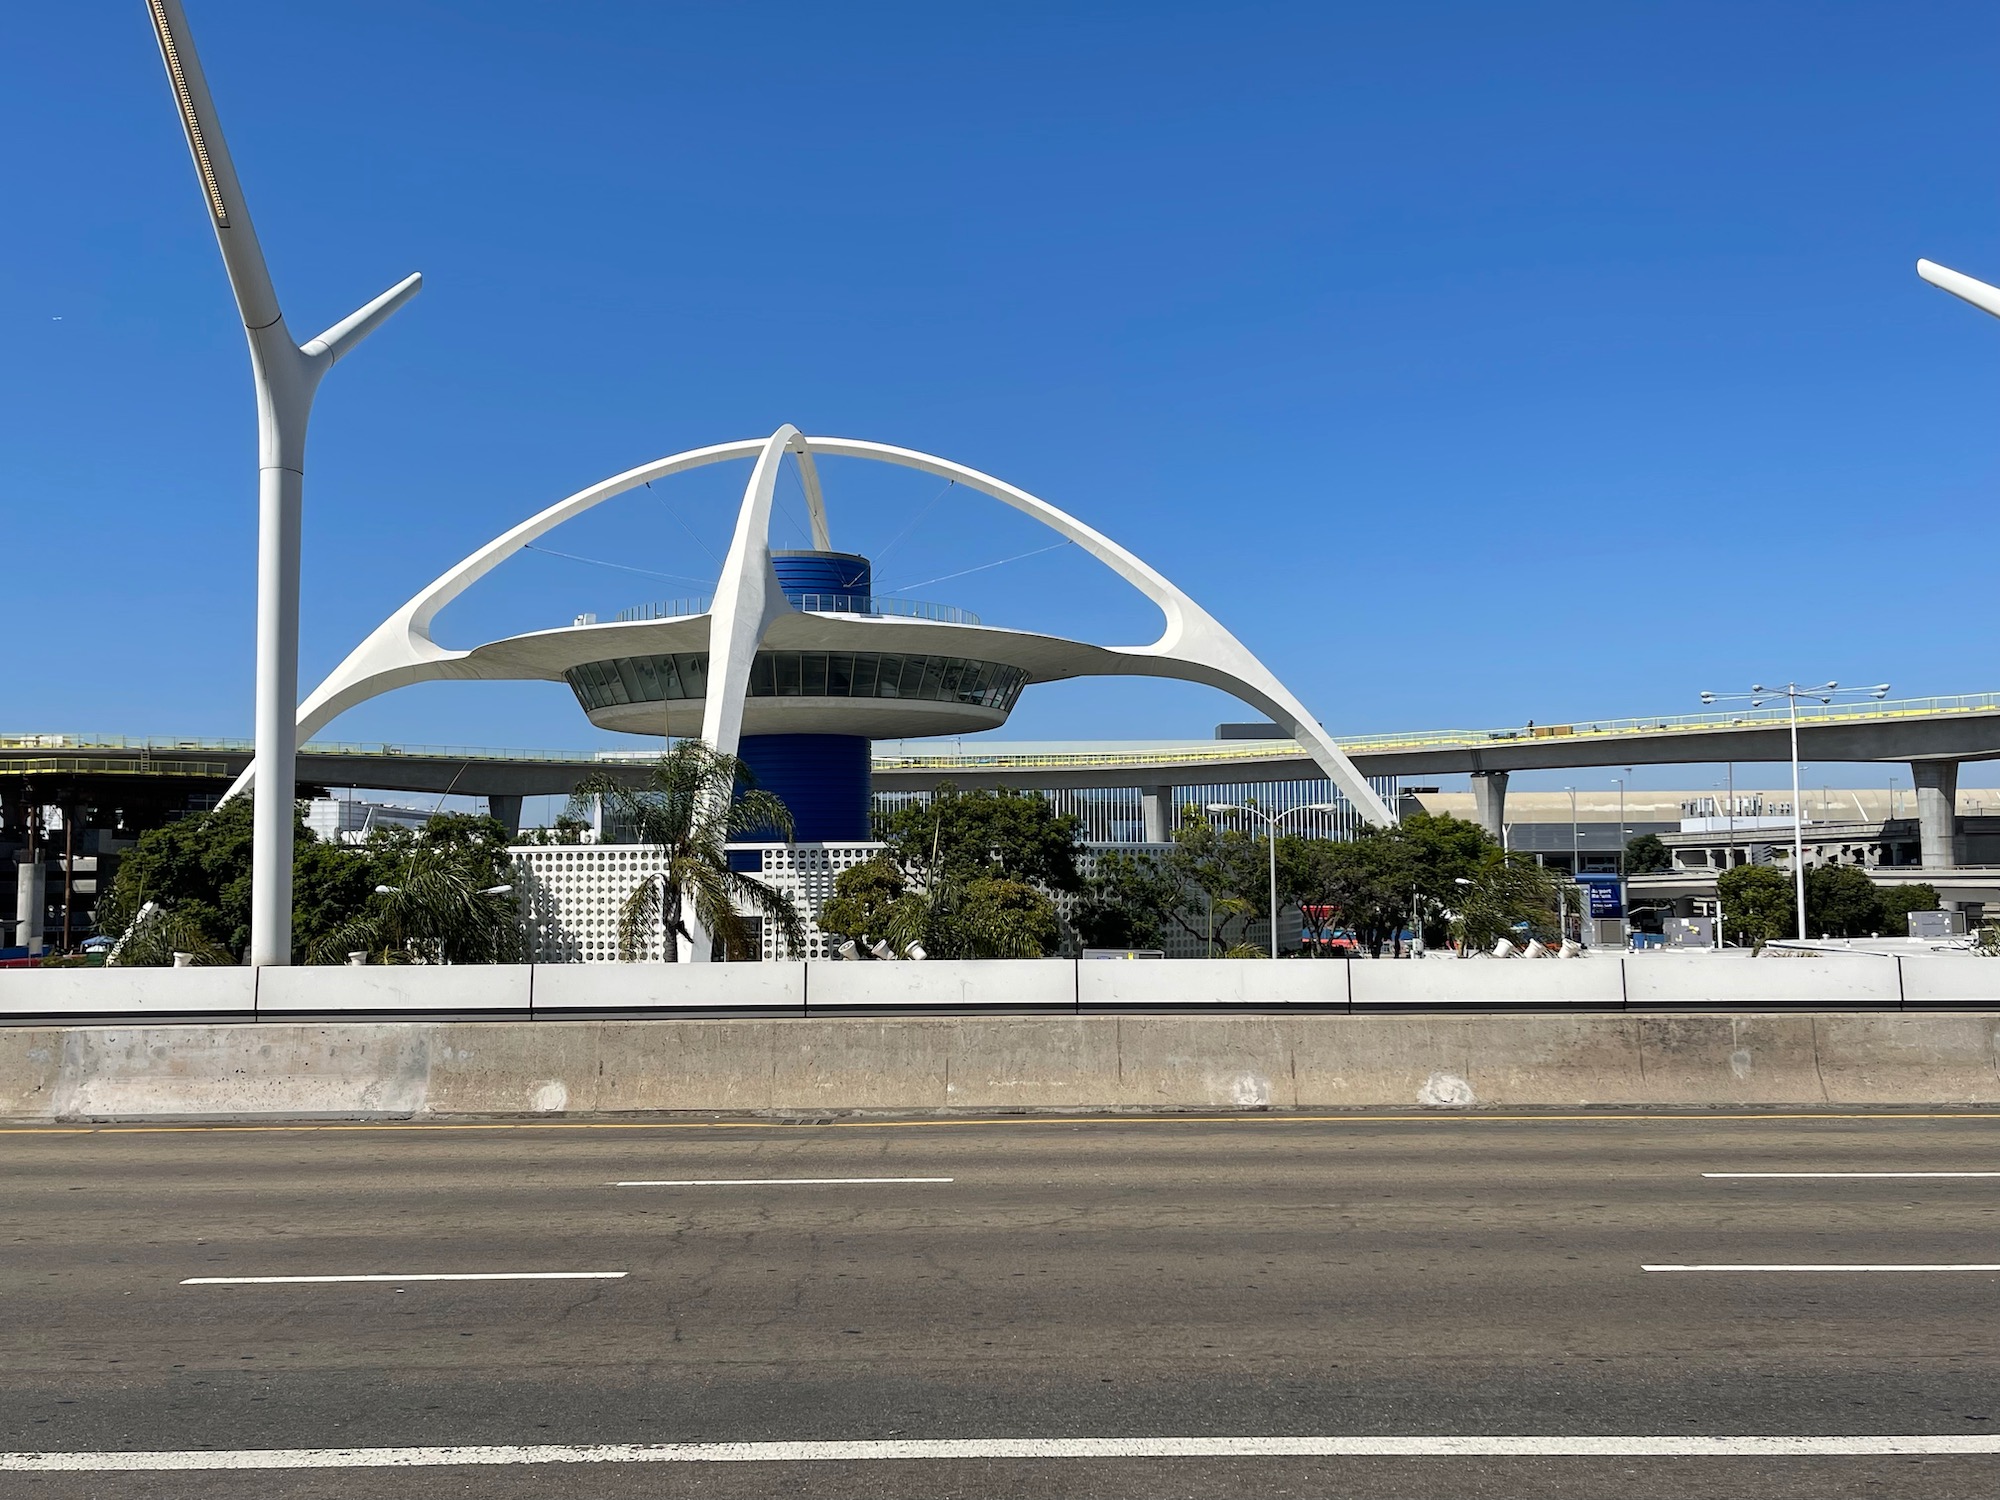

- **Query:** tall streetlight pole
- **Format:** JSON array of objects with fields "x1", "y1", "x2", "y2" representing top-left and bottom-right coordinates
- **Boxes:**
[
  {"x1": 145, "y1": 1, "x2": 421, "y2": 965},
  {"x1": 1565, "y1": 786, "x2": 1578, "y2": 874},
  {"x1": 1207, "y1": 801, "x2": 1338, "y2": 959},
  {"x1": 1701, "y1": 682, "x2": 1889, "y2": 942}
]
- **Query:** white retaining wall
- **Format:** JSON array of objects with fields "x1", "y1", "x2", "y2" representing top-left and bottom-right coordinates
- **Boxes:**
[{"x1": 2, "y1": 955, "x2": 1998, "y2": 1021}]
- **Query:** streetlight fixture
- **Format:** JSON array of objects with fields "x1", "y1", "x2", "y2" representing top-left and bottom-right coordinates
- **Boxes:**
[
  {"x1": 1206, "y1": 801, "x2": 1338, "y2": 959},
  {"x1": 146, "y1": 1, "x2": 422, "y2": 966},
  {"x1": 1700, "y1": 681, "x2": 1889, "y2": 940}
]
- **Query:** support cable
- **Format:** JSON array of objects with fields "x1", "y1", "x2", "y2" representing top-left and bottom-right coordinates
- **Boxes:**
[{"x1": 891, "y1": 539, "x2": 1073, "y2": 594}]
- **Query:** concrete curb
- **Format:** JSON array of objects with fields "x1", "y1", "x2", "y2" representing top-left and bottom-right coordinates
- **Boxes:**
[{"x1": 5, "y1": 1012, "x2": 1999, "y2": 1122}]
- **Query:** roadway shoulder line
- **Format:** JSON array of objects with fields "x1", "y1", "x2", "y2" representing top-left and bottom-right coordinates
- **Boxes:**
[
  {"x1": 1643, "y1": 1264, "x2": 2000, "y2": 1273},
  {"x1": 6, "y1": 1435, "x2": 2000, "y2": 1470},
  {"x1": 180, "y1": 1272, "x2": 627, "y2": 1285},
  {"x1": 10, "y1": 1110, "x2": 2000, "y2": 1137},
  {"x1": 611, "y1": 1177, "x2": 952, "y2": 1187},
  {"x1": 1703, "y1": 1172, "x2": 2000, "y2": 1178}
]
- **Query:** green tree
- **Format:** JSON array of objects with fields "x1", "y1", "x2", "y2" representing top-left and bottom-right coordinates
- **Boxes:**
[
  {"x1": 1071, "y1": 848, "x2": 1183, "y2": 950},
  {"x1": 1875, "y1": 882, "x2": 1940, "y2": 933},
  {"x1": 1450, "y1": 853, "x2": 1574, "y2": 950},
  {"x1": 844, "y1": 785, "x2": 1082, "y2": 958},
  {"x1": 1288, "y1": 830, "x2": 1413, "y2": 957},
  {"x1": 1804, "y1": 864, "x2": 1889, "y2": 938},
  {"x1": 820, "y1": 857, "x2": 912, "y2": 951},
  {"x1": 104, "y1": 801, "x2": 528, "y2": 964},
  {"x1": 1153, "y1": 813, "x2": 1265, "y2": 954},
  {"x1": 306, "y1": 835, "x2": 525, "y2": 965},
  {"x1": 1718, "y1": 864, "x2": 1793, "y2": 946},
  {"x1": 1624, "y1": 833, "x2": 1672, "y2": 874},
  {"x1": 876, "y1": 784, "x2": 1084, "y2": 892},
  {"x1": 516, "y1": 814, "x2": 592, "y2": 846},
  {"x1": 99, "y1": 796, "x2": 263, "y2": 960},
  {"x1": 570, "y1": 741, "x2": 805, "y2": 961}
]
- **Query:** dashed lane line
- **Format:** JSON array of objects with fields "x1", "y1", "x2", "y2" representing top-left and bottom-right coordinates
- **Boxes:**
[
  {"x1": 180, "y1": 1272, "x2": 627, "y2": 1286},
  {"x1": 612, "y1": 1177, "x2": 952, "y2": 1187}
]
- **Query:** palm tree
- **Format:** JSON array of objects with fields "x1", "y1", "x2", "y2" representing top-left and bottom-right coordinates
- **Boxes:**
[
  {"x1": 306, "y1": 843, "x2": 525, "y2": 965},
  {"x1": 569, "y1": 741, "x2": 806, "y2": 962}
]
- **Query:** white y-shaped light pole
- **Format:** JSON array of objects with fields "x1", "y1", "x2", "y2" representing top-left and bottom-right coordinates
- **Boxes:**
[
  {"x1": 147, "y1": 1, "x2": 421, "y2": 965},
  {"x1": 1917, "y1": 259, "x2": 2000, "y2": 320}
]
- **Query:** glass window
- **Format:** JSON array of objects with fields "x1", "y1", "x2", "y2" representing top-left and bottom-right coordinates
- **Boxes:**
[
  {"x1": 775, "y1": 654, "x2": 801, "y2": 696},
  {"x1": 802, "y1": 654, "x2": 827, "y2": 696},
  {"x1": 900, "y1": 657, "x2": 928, "y2": 696},
  {"x1": 851, "y1": 654, "x2": 878, "y2": 696},
  {"x1": 919, "y1": 658, "x2": 946, "y2": 700},
  {"x1": 678, "y1": 653, "x2": 708, "y2": 697},
  {"x1": 828, "y1": 654, "x2": 854, "y2": 697},
  {"x1": 748, "y1": 655, "x2": 773, "y2": 696},
  {"x1": 877, "y1": 655, "x2": 903, "y2": 698}
]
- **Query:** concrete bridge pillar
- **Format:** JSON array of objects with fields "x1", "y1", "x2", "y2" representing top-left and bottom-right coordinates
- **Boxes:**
[
  {"x1": 1141, "y1": 785, "x2": 1175, "y2": 844},
  {"x1": 487, "y1": 794, "x2": 523, "y2": 839},
  {"x1": 1470, "y1": 771, "x2": 1509, "y2": 843},
  {"x1": 1910, "y1": 760, "x2": 1961, "y2": 869}
]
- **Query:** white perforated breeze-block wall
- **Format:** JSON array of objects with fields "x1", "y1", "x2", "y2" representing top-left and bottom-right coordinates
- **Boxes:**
[{"x1": 512, "y1": 842, "x2": 884, "y2": 963}]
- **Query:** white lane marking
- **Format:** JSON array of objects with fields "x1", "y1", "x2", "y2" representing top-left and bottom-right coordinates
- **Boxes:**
[
  {"x1": 180, "y1": 1273, "x2": 627, "y2": 1285},
  {"x1": 611, "y1": 1177, "x2": 953, "y2": 1187},
  {"x1": 7, "y1": 1435, "x2": 2000, "y2": 1470},
  {"x1": 1704, "y1": 1172, "x2": 2000, "y2": 1179},
  {"x1": 1644, "y1": 1264, "x2": 2000, "y2": 1273}
]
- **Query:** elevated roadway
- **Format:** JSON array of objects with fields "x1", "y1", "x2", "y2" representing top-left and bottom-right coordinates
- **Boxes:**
[{"x1": 7, "y1": 690, "x2": 2000, "y2": 851}]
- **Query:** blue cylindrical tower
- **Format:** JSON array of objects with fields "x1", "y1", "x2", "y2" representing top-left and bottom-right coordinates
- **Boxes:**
[
  {"x1": 771, "y1": 550, "x2": 870, "y2": 608},
  {"x1": 744, "y1": 550, "x2": 875, "y2": 841}
]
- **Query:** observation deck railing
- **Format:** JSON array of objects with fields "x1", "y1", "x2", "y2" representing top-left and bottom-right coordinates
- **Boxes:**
[{"x1": 613, "y1": 594, "x2": 977, "y2": 626}]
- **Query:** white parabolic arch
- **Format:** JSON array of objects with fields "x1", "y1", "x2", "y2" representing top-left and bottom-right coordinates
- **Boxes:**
[{"x1": 226, "y1": 429, "x2": 1392, "y2": 826}]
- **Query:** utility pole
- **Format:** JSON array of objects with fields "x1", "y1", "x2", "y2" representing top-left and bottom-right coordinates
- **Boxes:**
[
  {"x1": 145, "y1": 1, "x2": 421, "y2": 965},
  {"x1": 1702, "y1": 682, "x2": 1888, "y2": 942},
  {"x1": 1208, "y1": 801, "x2": 1339, "y2": 959}
]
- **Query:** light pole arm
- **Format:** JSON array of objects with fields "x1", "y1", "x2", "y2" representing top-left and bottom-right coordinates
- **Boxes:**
[
  {"x1": 145, "y1": 0, "x2": 283, "y2": 333},
  {"x1": 301, "y1": 273, "x2": 425, "y2": 366},
  {"x1": 1918, "y1": 259, "x2": 2000, "y2": 320}
]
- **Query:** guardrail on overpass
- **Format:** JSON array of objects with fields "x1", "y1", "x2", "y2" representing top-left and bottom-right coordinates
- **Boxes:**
[{"x1": 12, "y1": 687, "x2": 2000, "y2": 797}]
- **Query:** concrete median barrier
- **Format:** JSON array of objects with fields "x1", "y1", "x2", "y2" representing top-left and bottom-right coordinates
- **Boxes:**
[
  {"x1": 51, "y1": 1024, "x2": 431, "y2": 1120},
  {"x1": 1114, "y1": 1014, "x2": 1294, "y2": 1108},
  {"x1": 943, "y1": 1016, "x2": 1121, "y2": 1109},
  {"x1": 1634, "y1": 1014, "x2": 1824, "y2": 1106},
  {"x1": 1812, "y1": 1013, "x2": 2000, "y2": 1104},
  {"x1": 0, "y1": 1028, "x2": 63, "y2": 1121},
  {"x1": 6, "y1": 1007, "x2": 2000, "y2": 1122}
]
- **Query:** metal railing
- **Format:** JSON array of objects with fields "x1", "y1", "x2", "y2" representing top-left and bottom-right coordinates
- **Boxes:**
[
  {"x1": 613, "y1": 597, "x2": 713, "y2": 622},
  {"x1": 614, "y1": 594, "x2": 978, "y2": 625},
  {"x1": 785, "y1": 594, "x2": 980, "y2": 625},
  {"x1": 12, "y1": 690, "x2": 2000, "y2": 776},
  {"x1": 872, "y1": 691, "x2": 2000, "y2": 771}
]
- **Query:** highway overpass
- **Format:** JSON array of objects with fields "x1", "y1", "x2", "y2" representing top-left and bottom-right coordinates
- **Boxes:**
[{"x1": 6, "y1": 690, "x2": 2000, "y2": 862}]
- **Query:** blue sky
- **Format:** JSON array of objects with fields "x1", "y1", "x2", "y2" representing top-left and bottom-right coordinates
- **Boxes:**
[{"x1": 6, "y1": 1, "x2": 1998, "y2": 795}]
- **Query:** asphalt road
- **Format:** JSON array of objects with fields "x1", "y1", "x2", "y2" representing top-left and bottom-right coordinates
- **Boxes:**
[{"x1": 3, "y1": 1109, "x2": 1999, "y2": 1498}]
